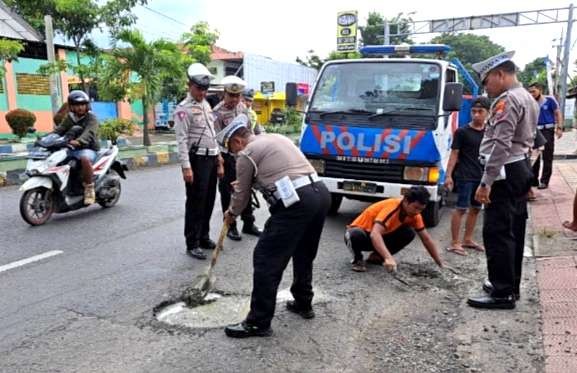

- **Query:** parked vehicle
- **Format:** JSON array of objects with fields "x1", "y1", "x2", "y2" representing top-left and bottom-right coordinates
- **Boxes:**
[
  {"x1": 19, "y1": 132, "x2": 127, "y2": 226},
  {"x1": 299, "y1": 44, "x2": 466, "y2": 227}
]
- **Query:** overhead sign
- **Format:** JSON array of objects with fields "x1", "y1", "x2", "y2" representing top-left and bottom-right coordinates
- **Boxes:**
[
  {"x1": 337, "y1": 11, "x2": 358, "y2": 52},
  {"x1": 431, "y1": 13, "x2": 520, "y2": 32},
  {"x1": 260, "y1": 81, "x2": 275, "y2": 95}
]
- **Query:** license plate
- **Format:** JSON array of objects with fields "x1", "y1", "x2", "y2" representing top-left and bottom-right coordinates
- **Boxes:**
[{"x1": 342, "y1": 181, "x2": 378, "y2": 193}]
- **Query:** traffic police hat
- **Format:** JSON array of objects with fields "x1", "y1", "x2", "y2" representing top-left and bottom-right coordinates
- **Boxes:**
[
  {"x1": 221, "y1": 75, "x2": 246, "y2": 94},
  {"x1": 242, "y1": 88, "x2": 255, "y2": 100},
  {"x1": 187, "y1": 63, "x2": 214, "y2": 89},
  {"x1": 216, "y1": 114, "x2": 249, "y2": 149},
  {"x1": 472, "y1": 51, "x2": 516, "y2": 83}
]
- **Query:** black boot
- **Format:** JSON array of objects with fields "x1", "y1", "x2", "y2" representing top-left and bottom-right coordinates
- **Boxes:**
[
  {"x1": 482, "y1": 280, "x2": 520, "y2": 300},
  {"x1": 227, "y1": 225, "x2": 242, "y2": 241},
  {"x1": 186, "y1": 247, "x2": 207, "y2": 260},
  {"x1": 242, "y1": 223, "x2": 262, "y2": 237},
  {"x1": 200, "y1": 239, "x2": 216, "y2": 250},
  {"x1": 467, "y1": 294, "x2": 515, "y2": 309},
  {"x1": 224, "y1": 321, "x2": 272, "y2": 338},
  {"x1": 286, "y1": 300, "x2": 315, "y2": 319}
]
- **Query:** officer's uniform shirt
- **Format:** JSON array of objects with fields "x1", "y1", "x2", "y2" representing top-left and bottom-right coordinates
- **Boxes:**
[
  {"x1": 229, "y1": 134, "x2": 315, "y2": 216},
  {"x1": 173, "y1": 94, "x2": 218, "y2": 169},
  {"x1": 479, "y1": 83, "x2": 539, "y2": 187},
  {"x1": 213, "y1": 101, "x2": 248, "y2": 133}
]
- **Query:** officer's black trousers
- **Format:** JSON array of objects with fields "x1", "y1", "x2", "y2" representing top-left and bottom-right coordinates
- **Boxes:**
[
  {"x1": 245, "y1": 182, "x2": 330, "y2": 329},
  {"x1": 184, "y1": 153, "x2": 217, "y2": 250},
  {"x1": 345, "y1": 226, "x2": 416, "y2": 261},
  {"x1": 483, "y1": 159, "x2": 532, "y2": 297},
  {"x1": 219, "y1": 152, "x2": 255, "y2": 228},
  {"x1": 532, "y1": 128, "x2": 555, "y2": 186}
]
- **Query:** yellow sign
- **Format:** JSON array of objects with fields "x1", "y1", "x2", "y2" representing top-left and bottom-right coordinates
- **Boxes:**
[{"x1": 337, "y1": 11, "x2": 358, "y2": 52}]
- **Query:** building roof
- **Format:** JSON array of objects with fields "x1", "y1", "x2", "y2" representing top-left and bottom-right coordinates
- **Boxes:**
[
  {"x1": 0, "y1": 1, "x2": 43, "y2": 42},
  {"x1": 211, "y1": 45, "x2": 243, "y2": 61}
]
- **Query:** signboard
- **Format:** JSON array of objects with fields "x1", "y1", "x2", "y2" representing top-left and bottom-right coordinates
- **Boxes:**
[
  {"x1": 431, "y1": 13, "x2": 519, "y2": 33},
  {"x1": 260, "y1": 81, "x2": 275, "y2": 95},
  {"x1": 337, "y1": 11, "x2": 358, "y2": 52}
]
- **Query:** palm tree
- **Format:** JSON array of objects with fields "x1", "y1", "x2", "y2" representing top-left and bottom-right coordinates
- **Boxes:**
[{"x1": 99, "y1": 30, "x2": 183, "y2": 146}]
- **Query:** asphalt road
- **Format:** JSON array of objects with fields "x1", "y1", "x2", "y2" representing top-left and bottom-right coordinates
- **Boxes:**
[{"x1": 0, "y1": 165, "x2": 544, "y2": 372}]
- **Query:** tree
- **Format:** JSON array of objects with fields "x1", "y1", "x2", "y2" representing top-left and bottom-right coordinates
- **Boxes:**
[
  {"x1": 519, "y1": 57, "x2": 548, "y2": 90},
  {"x1": 430, "y1": 33, "x2": 505, "y2": 88},
  {"x1": 181, "y1": 22, "x2": 219, "y2": 65},
  {"x1": 6, "y1": 0, "x2": 148, "y2": 92},
  {"x1": 296, "y1": 50, "x2": 326, "y2": 70},
  {"x1": 360, "y1": 11, "x2": 414, "y2": 46},
  {"x1": 98, "y1": 30, "x2": 182, "y2": 146},
  {"x1": 0, "y1": 39, "x2": 24, "y2": 78}
]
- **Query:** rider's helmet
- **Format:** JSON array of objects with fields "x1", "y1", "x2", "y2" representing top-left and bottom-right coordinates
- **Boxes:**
[
  {"x1": 187, "y1": 63, "x2": 214, "y2": 89},
  {"x1": 67, "y1": 90, "x2": 90, "y2": 106}
]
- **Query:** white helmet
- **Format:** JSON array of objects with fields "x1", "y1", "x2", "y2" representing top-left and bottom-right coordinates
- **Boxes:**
[
  {"x1": 221, "y1": 75, "x2": 246, "y2": 94},
  {"x1": 187, "y1": 63, "x2": 214, "y2": 89}
]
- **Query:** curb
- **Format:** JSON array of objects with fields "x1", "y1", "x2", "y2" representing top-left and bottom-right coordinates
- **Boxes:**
[
  {"x1": 553, "y1": 154, "x2": 577, "y2": 160},
  {"x1": 0, "y1": 150, "x2": 179, "y2": 188}
]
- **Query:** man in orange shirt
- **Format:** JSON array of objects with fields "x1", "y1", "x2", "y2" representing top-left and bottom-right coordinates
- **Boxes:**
[{"x1": 345, "y1": 186, "x2": 443, "y2": 272}]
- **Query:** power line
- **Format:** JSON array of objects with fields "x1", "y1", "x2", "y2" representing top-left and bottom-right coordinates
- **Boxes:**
[{"x1": 139, "y1": 5, "x2": 189, "y2": 28}]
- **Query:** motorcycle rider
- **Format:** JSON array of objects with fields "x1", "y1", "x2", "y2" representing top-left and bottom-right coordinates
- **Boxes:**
[{"x1": 53, "y1": 90, "x2": 100, "y2": 205}]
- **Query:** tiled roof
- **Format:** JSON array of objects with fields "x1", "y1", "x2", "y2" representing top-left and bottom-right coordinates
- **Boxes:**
[
  {"x1": 211, "y1": 45, "x2": 243, "y2": 61},
  {"x1": 0, "y1": 0, "x2": 43, "y2": 42}
]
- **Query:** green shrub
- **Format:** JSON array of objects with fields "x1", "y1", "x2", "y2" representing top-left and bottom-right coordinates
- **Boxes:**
[
  {"x1": 5, "y1": 109, "x2": 36, "y2": 138},
  {"x1": 99, "y1": 118, "x2": 137, "y2": 144}
]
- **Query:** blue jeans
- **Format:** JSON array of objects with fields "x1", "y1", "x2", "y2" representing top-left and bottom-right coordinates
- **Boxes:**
[
  {"x1": 456, "y1": 180, "x2": 482, "y2": 210},
  {"x1": 70, "y1": 149, "x2": 97, "y2": 163}
]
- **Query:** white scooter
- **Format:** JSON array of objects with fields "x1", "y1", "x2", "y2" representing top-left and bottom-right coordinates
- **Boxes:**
[{"x1": 19, "y1": 131, "x2": 127, "y2": 226}]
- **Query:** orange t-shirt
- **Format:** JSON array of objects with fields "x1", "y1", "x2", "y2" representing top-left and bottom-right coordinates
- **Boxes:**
[{"x1": 349, "y1": 198, "x2": 425, "y2": 234}]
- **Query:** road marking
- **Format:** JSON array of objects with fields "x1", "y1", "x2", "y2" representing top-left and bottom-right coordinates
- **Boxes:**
[{"x1": 0, "y1": 250, "x2": 63, "y2": 273}]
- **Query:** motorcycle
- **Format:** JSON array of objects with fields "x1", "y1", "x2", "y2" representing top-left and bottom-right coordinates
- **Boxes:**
[{"x1": 19, "y1": 130, "x2": 128, "y2": 226}]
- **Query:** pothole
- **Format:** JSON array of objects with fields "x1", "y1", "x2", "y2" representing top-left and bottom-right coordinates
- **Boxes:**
[{"x1": 154, "y1": 288, "x2": 332, "y2": 329}]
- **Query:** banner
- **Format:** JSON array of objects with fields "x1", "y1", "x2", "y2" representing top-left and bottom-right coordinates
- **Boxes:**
[{"x1": 337, "y1": 11, "x2": 358, "y2": 52}]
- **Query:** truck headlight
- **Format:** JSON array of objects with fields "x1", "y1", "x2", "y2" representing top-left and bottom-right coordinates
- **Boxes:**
[
  {"x1": 308, "y1": 159, "x2": 325, "y2": 174},
  {"x1": 404, "y1": 166, "x2": 439, "y2": 184}
]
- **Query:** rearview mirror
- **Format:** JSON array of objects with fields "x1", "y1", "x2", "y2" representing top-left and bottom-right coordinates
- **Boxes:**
[{"x1": 443, "y1": 83, "x2": 463, "y2": 112}]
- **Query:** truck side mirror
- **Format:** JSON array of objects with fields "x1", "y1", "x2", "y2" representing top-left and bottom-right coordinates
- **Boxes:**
[{"x1": 443, "y1": 83, "x2": 463, "y2": 112}]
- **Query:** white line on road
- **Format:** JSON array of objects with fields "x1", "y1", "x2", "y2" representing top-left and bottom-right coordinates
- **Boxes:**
[{"x1": 0, "y1": 250, "x2": 63, "y2": 273}]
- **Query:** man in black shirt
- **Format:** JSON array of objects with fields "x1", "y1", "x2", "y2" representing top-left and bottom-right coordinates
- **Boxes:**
[{"x1": 444, "y1": 96, "x2": 490, "y2": 255}]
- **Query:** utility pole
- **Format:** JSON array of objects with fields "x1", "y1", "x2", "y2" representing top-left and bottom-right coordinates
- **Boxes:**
[
  {"x1": 44, "y1": 15, "x2": 60, "y2": 115},
  {"x1": 559, "y1": 3, "x2": 574, "y2": 121},
  {"x1": 383, "y1": 20, "x2": 390, "y2": 45}
]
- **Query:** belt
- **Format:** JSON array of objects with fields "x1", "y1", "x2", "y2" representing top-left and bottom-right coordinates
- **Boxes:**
[
  {"x1": 273, "y1": 173, "x2": 320, "y2": 200},
  {"x1": 505, "y1": 153, "x2": 528, "y2": 164},
  {"x1": 191, "y1": 147, "x2": 219, "y2": 156},
  {"x1": 537, "y1": 123, "x2": 555, "y2": 129}
]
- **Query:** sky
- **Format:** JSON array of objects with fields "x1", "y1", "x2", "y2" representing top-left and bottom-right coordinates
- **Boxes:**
[{"x1": 120, "y1": 0, "x2": 577, "y2": 71}]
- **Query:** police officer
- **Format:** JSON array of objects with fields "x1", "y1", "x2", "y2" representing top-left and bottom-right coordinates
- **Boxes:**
[
  {"x1": 214, "y1": 76, "x2": 261, "y2": 241},
  {"x1": 242, "y1": 88, "x2": 260, "y2": 133},
  {"x1": 174, "y1": 63, "x2": 224, "y2": 260},
  {"x1": 468, "y1": 51, "x2": 539, "y2": 309},
  {"x1": 219, "y1": 114, "x2": 330, "y2": 338}
]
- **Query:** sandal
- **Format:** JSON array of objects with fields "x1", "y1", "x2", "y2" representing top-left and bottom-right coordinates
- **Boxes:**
[
  {"x1": 446, "y1": 246, "x2": 467, "y2": 256},
  {"x1": 462, "y1": 242, "x2": 485, "y2": 252}
]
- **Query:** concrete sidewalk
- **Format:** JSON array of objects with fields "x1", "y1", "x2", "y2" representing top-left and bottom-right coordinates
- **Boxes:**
[{"x1": 529, "y1": 160, "x2": 577, "y2": 373}]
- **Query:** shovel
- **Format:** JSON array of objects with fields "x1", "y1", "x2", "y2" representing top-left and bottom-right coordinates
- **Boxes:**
[{"x1": 181, "y1": 224, "x2": 229, "y2": 307}]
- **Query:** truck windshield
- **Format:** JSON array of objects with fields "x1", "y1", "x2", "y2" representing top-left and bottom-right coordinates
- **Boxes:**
[{"x1": 309, "y1": 62, "x2": 441, "y2": 117}]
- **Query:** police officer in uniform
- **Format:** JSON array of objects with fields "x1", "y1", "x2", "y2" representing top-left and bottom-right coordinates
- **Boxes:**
[
  {"x1": 174, "y1": 63, "x2": 224, "y2": 260},
  {"x1": 214, "y1": 76, "x2": 261, "y2": 241},
  {"x1": 219, "y1": 114, "x2": 330, "y2": 338},
  {"x1": 468, "y1": 51, "x2": 539, "y2": 309}
]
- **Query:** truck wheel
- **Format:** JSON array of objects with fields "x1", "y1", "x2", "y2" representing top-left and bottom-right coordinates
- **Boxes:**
[
  {"x1": 328, "y1": 194, "x2": 343, "y2": 215},
  {"x1": 422, "y1": 200, "x2": 441, "y2": 227}
]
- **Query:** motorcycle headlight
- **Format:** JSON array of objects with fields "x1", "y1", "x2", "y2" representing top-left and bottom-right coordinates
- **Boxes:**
[{"x1": 308, "y1": 159, "x2": 325, "y2": 174}]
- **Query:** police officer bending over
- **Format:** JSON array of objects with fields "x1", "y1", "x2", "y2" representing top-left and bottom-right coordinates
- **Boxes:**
[
  {"x1": 174, "y1": 63, "x2": 224, "y2": 260},
  {"x1": 220, "y1": 114, "x2": 330, "y2": 338},
  {"x1": 468, "y1": 51, "x2": 539, "y2": 309}
]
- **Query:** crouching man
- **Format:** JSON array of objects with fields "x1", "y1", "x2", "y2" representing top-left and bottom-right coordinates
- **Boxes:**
[{"x1": 345, "y1": 186, "x2": 443, "y2": 272}]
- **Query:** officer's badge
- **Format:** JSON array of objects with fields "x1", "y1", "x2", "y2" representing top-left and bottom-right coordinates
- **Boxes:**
[
  {"x1": 493, "y1": 99, "x2": 507, "y2": 122},
  {"x1": 177, "y1": 111, "x2": 187, "y2": 120}
]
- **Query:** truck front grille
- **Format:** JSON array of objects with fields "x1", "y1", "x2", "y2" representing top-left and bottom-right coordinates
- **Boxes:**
[{"x1": 323, "y1": 159, "x2": 404, "y2": 183}]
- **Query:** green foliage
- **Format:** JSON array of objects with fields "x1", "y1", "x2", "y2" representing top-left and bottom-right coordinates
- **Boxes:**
[
  {"x1": 181, "y1": 22, "x2": 219, "y2": 65},
  {"x1": 263, "y1": 108, "x2": 302, "y2": 134},
  {"x1": 99, "y1": 29, "x2": 183, "y2": 145},
  {"x1": 430, "y1": 33, "x2": 505, "y2": 88},
  {"x1": 296, "y1": 50, "x2": 326, "y2": 70},
  {"x1": 519, "y1": 57, "x2": 548, "y2": 90},
  {"x1": 360, "y1": 11, "x2": 414, "y2": 46},
  {"x1": 99, "y1": 118, "x2": 136, "y2": 143},
  {"x1": 5, "y1": 109, "x2": 36, "y2": 138},
  {"x1": 0, "y1": 38, "x2": 24, "y2": 78}
]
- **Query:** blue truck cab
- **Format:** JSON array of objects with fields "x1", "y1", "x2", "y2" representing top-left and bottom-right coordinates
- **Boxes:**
[{"x1": 299, "y1": 44, "x2": 464, "y2": 226}]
